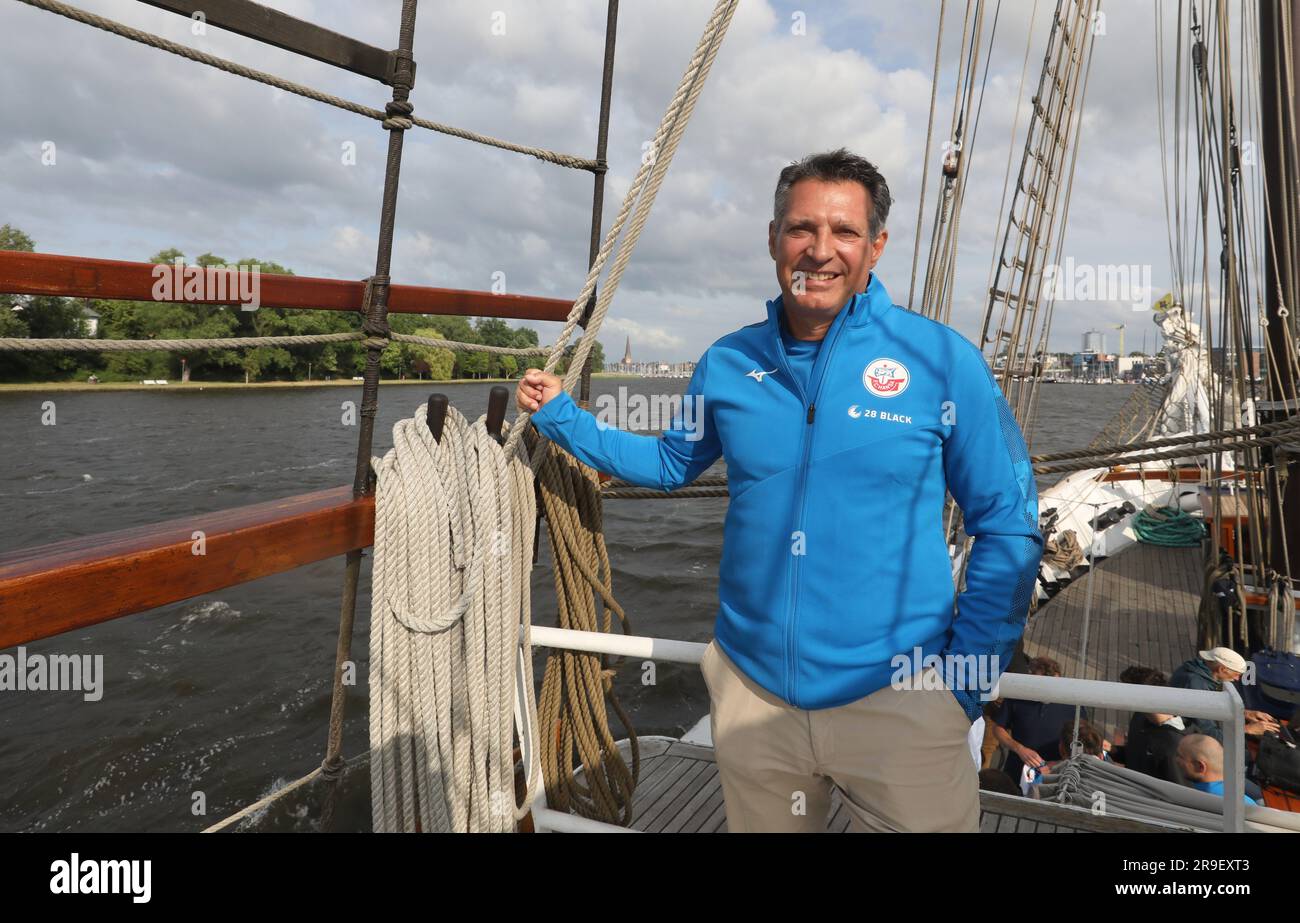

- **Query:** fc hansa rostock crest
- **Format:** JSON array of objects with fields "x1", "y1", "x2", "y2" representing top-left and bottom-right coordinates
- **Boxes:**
[{"x1": 863, "y1": 358, "x2": 910, "y2": 398}]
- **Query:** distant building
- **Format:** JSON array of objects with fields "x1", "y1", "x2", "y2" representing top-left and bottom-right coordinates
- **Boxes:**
[
  {"x1": 603, "y1": 335, "x2": 694, "y2": 377},
  {"x1": 1082, "y1": 330, "x2": 1104, "y2": 353},
  {"x1": 80, "y1": 302, "x2": 100, "y2": 337}
]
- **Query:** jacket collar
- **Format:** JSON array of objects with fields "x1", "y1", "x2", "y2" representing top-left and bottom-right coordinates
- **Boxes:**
[{"x1": 764, "y1": 271, "x2": 895, "y2": 333}]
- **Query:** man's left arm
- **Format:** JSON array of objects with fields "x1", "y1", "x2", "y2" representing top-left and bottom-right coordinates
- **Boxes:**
[{"x1": 939, "y1": 344, "x2": 1045, "y2": 722}]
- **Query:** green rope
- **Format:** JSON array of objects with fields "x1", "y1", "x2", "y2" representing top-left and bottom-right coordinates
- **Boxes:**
[{"x1": 1132, "y1": 506, "x2": 1206, "y2": 547}]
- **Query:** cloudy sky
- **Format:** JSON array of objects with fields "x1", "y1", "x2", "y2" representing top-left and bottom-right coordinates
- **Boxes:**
[{"x1": 0, "y1": 0, "x2": 1262, "y2": 361}]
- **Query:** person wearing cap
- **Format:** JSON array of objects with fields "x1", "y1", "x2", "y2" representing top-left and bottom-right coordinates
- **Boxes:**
[{"x1": 1170, "y1": 648, "x2": 1279, "y2": 741}]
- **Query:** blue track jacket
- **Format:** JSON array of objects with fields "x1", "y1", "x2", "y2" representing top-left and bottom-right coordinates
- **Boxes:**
[{"x1": 530, "y1": 273, "x2": 1043, "y2": 721}]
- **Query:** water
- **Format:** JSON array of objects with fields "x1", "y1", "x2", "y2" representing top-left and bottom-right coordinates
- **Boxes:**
[{"x1": 0, "y1": 379, "x2": 1132, "y2": 831}]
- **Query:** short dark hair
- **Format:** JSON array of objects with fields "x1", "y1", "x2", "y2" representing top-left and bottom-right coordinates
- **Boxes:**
[
  {"x1": 773, "y1": 148, "x2": 892, "y2": 239},
  {"x1": 1027, "y1": 656, "x2": 1062, "y2": 677}
]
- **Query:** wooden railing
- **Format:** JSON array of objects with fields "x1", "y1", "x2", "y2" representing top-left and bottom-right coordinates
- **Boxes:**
[
  {"x1": 0, "y1": 487, "x2": 374, "y2": 650},
  {"x1": 0, "y1": 250, "x2": 574, "y2": 322}
]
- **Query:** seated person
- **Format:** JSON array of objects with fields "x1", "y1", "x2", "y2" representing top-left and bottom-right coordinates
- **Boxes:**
[
  {"x1": 1171, "y1": 648, "x2": 1280, "y2": 741},
  {"x1": 1175, "y1": 734, "x2": 1261, "y2": 806},
  {"x1": 991, "y1": 656, "x2": 1087, "y2": 782},
  {"x1": 1110, "y1": 666, "x2": 1189, "y2": 785}
]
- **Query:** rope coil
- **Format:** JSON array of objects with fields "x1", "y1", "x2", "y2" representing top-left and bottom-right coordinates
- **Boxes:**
[
  {"x1": 368, "y1": 403, "x2": 540, "y2": 832},
  {"x1": 1133, "y1": 505, "x2": 1207, "y2": 547}
]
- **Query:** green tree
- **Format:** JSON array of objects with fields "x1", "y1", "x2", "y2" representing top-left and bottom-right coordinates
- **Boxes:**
[
  {"x1": 0, "y1": 225, "x2": 83, "y2": 381},
  {"x1": 421, "y1": 346, "x2": 456, "y2": 380},
  {"x1": 461, "y1": 351, "x2": 491, "y2": 379}
]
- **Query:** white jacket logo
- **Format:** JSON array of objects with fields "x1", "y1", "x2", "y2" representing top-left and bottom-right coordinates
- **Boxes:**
[
  {"x1": 863, "y1": 358, "x2": 910, "y2": 398},
  {"x1": 746, "y1": 368, "x2": 778, "y2": 383}
]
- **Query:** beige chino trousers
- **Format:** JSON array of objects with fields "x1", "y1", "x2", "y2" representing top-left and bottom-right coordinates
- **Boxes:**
[{"x1": 700, "y1": 639, "x2": 980, "y2": 832}]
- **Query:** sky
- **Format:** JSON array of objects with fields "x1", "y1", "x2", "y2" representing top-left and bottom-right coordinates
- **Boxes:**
[{"x1": 0, "y1": 0, "x2": 1265, "y2": 362}]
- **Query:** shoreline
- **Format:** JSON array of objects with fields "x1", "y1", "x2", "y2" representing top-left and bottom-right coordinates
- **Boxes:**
[{"x1": 0, "y1": 373, "x2": 645, "y2": 394}]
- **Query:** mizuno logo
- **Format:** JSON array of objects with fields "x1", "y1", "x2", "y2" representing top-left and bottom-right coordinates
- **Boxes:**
[{"x1": 746, "y1": 368, "x2": 778, "y2": 383}]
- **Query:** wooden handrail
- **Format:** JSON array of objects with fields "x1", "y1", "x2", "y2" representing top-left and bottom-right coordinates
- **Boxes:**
[
  {"x1": 0, "y1": 250, "x2": 574, "y2": 322},
  {"x1": 0, "y1": 487, "x2": 374, "y2": 650}
]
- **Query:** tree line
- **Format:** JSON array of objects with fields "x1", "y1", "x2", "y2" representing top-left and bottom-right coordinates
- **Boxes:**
[{"x1": 0, "y1": 225, "x2": 603, "y2": 383}]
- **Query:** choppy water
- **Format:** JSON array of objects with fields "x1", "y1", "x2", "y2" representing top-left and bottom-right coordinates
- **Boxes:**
[{"x1": 0, "y1": 379, "x2": 1131, "y2": 831}]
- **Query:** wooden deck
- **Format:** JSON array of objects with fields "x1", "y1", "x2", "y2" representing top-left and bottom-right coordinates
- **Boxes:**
[
  {"x1": 615, "y1": 737, "x2": 1181, "y2": 832},
  {"x1": 1020, "y1": 540, "x2": 1206, "y2": 737}
]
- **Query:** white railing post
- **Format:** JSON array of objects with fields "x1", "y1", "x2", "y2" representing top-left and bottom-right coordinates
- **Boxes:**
[{"x1": 1222, "y1": 683, "x2": 1246, "y2": 832}]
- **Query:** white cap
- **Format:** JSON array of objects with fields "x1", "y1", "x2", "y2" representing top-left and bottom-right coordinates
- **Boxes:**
[{"x1": 1199, "y1": 647, "x2": 1247, "y2": 674}]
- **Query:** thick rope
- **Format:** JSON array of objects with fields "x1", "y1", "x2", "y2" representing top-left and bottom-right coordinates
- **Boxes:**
[
  {"x1": 527, "y1": 428, "x2": 640, "y2": 826},
  {"x1": 0, "y1": 331, "x2": 550, "y2": 356},
  {"x1": 1132, "y1": 505, "x2": 1207, "y2": 547},
  {"x1": 368, "y1": 404, "x2": 539, "y2": 832},
  {"x1": 1035, "y1": 414, "x2": 1300, "y2": 464},
  {"x1": 14, "y1": 0, "x2": 600, "y2": 172},
  {"x1": 602, "y1": 485, "x2": 730, "y2": 500},
  {"x1": 1042, "y1": 528, "x2": 1085, "y2": 570},
  {"x1": 1033, "y1": 424, "x2": 1300, "y2": 475}
]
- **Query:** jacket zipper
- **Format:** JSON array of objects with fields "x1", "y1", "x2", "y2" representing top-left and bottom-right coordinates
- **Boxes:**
[{"x1": 774, "y1": 308, "x2": 851, "y2": 704}]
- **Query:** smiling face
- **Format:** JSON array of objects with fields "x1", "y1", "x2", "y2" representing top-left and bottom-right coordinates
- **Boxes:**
[{"x1": 768, "y1": 178, "x2": 888, "y2": 333}]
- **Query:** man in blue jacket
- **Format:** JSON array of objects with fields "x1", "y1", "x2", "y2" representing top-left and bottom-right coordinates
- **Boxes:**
[{"x1": 517, "y1": 149, "x2": 1043, "y2": 832}]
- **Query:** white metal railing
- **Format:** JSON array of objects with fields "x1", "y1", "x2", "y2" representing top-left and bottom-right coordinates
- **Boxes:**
[
  {"x1": 994, "y1": 672, "x2": 1246, "y2": 832},
  {"x1": 522, "y1": 627, "x2": 1254, "y2": 833}
]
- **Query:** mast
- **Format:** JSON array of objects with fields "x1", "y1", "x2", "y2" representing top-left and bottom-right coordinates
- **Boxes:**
[{"x1": 1260, "y1": 0, "x2": 1300, "y2": 585}]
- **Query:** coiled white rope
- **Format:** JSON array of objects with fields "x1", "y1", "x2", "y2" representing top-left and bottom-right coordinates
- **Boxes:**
[{"x1": 368, "y1": 403, "x2": 539, "y2": 832}]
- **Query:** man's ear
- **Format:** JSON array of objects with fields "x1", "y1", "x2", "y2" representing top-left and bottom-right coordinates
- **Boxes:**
[
  {"x1": 869, "y1": 228, "x2": 889, "y2": 267},
  {"x1": 768, "y1": 220, "x2": 777, "y2": 261}
]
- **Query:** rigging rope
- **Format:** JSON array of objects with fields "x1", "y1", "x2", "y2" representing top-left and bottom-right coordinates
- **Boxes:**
[{"x1": 369, "y1": 403, "x2": 538, "y2": 832}]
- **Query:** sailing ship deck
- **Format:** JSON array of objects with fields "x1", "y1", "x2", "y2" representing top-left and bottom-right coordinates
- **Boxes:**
[
  {"x1": 1020, "y1": 540, "x2": 1206, "y2": 737},
  {"x1": 620, "y1": 738, "x2": 1183, "y2": 832}
]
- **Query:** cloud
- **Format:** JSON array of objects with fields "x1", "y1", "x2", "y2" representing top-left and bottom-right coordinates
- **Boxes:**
[{"x1": 0, "y1": 0, "x2": 1265, "y2": 362}]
